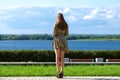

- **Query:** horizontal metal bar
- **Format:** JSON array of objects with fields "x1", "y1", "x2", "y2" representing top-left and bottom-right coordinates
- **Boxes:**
[{"x1": 0, "y1": 62, "x2": 120, "y2": 65}]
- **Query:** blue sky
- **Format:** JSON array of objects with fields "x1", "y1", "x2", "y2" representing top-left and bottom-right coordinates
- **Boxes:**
[{"x1": 0, "y1": 0, "x2": 120, "y2": 34}]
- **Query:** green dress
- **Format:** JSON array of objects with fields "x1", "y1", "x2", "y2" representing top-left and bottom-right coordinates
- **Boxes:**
[{"x1": 52, "y1": 25, "x2": 69, "y2": 53}]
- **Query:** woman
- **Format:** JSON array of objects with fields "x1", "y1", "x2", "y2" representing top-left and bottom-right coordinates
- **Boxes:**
[{"x1": 52, "y1": 13, "x2": 69, "y2": 78}]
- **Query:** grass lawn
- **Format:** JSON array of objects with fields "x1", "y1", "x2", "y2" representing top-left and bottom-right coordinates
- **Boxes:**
[{"x1": 0, "y1": 65, "x2": 120, "y2": 76}]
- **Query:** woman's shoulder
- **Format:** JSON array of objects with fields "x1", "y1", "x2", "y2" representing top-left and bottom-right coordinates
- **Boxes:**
[{"x1": 54, "y1": 23, "x2": 57, "y2": 27}]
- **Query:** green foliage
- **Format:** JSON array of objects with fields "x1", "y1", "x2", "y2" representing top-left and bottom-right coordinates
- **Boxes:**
[
  {"x1": 0, "y1": 34, "x2": 53, "y2": 40},
  {"x1": 0, "y1": 34, "x2": 120, "y2": 40},
  {"x1": 0, "y1": 50, "x2": 120, "y2": 62},
  {"x1": 0, "y1": 50, "x2": 55, "y2": 62}
]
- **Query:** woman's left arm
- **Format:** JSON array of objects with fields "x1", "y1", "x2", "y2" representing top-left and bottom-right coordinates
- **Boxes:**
[{"x1": 65, "y1": 24, "x2": 69, "y2": 36}]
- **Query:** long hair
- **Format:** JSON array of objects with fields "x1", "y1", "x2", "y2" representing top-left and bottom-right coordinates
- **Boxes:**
[{"x1": 55, "y1": 13, "x2": 68, "y2": 30}]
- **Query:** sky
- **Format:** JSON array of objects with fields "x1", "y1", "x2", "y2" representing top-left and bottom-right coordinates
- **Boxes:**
[{"x1": 0, "y1": 0, "x2": 120, "y2": 34}]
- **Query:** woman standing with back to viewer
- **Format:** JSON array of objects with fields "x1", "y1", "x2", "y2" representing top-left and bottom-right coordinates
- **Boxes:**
[{"x1": 52, "y1": 13, "x2": 69, "y2": 78}]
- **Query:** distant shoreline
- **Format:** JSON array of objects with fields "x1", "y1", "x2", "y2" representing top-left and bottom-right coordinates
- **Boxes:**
[
  {"x1": 0, "y1": 39, "x2": 120, "y2": 41},
  {"x1": 0, "y1": 34, "x2": 120, "y2": 40},
  {"x1": 71, "y1": 39, "x2": 120, "y2": 41}
]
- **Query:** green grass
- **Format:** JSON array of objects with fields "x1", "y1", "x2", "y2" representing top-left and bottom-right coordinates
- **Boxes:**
[{"x1": 0, "y1": 65, "x2": 120, "y2": 76}]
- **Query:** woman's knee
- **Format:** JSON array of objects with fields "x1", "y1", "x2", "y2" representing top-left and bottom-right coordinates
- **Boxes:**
[{"x1": 61, "y1": 51, "x2": 64, "y2": 56}]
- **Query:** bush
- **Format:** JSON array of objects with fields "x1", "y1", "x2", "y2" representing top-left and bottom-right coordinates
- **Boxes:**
[
  {"x1": 0, "y1": 50, "x2": 55, "y2": 62},
  {"x1": 0, "y1": 50, "x2": 120, "y2": 62}
]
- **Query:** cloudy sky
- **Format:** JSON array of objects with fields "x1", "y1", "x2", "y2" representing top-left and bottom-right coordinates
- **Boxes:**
[{"x1": 0, "y1": 0, "x2": 120, "y2": 34}]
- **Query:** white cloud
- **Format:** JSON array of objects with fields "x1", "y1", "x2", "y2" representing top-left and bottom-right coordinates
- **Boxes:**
[
  {"x1": 0, "y1": 15, "x2": 13, "y2": 20},
  {"x1": 23, "y1": 11, "x2": 41, "y2": 17},
  {"x1": 67, "y1": 15, "x2": 77, "y2": 22},
  {"x1": 0, "y1": 6, "x2": 120, "y2": 34},
  {"x1": 105, "y1": 10, "x2": 116, "y2": 19},
  {"x1": 106, "y1": 15, "x2": 114, "y2": 19},
  {"x1": 83, "y1": 15, "x2": 94, "y2": 20},
  {"x1": 0, "y1": 22, "x2": 47, "y2": 34},
  {"x1": 83, "y1": 8, "x2": 117, "y2": 20},
  {"x1": 90, "y1": 8, "x2": 99, "y2": 15},
  {"x1": 39, "y1": 21, "x2": 50, "y2": 26},
  {"x1": 57, "y1": 7, "x2": 70, "y2": 14},
  {"x1": 0, "y1": 4, "x2": 52, "y2": 10},
  {"x1": 25, "y1": 11, "x2": 40, "y2": 15},
  {"x1": 0, "y1": 5, "x2": 24, "y2": 10},
  {"x1": 63, "y1": 7, "x2": 70, "y2": 13},
  {"x1": 0, "y1": 11, "x2": 41, "y2": 20},
  {"x1": 83, "y1": 8, "x2": 99, "y2": 20}
]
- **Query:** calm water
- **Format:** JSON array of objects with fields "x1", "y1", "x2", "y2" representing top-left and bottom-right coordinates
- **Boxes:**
[{"x1": 0, "y1": 40, "x2": 120, "y2": 50}]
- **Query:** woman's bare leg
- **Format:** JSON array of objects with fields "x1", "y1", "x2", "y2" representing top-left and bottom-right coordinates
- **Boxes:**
[
  {"x1": 55, "y1": 48, "x2": 61, "y2": 73},
  {"x1": 60, "y1": 50, "x2": 65, "y2": 72}
]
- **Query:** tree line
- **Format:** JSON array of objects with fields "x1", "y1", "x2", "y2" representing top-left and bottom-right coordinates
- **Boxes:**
[{"x1": 0, "y1": 34, "x2": 120, "y2": 40}]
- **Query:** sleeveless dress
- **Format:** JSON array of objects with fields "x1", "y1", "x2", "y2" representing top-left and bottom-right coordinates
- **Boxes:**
[{"x1": 52, "y1": 25, "x2": 68, "y2": 53}]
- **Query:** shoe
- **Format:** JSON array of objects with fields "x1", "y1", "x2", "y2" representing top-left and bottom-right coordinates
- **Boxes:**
[
  {"x1": 56, "y1": 72, "x2": 61, "y2": 78},
  {"x1": 59, "y1": 71, "x2": 63, "y2": 78}
]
